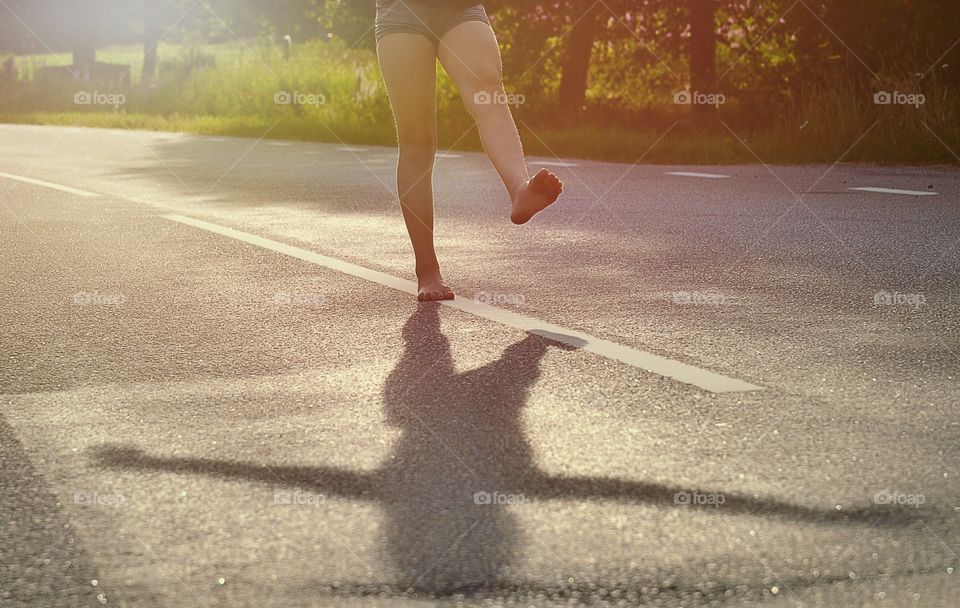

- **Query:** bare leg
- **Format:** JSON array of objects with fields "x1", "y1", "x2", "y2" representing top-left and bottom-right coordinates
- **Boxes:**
[
  {"x1": 378, "y1": 33, "x2": 454, "y2": 301},
  {"x1": 438, "y1": 21, "x2": 563, "y2": 224}
]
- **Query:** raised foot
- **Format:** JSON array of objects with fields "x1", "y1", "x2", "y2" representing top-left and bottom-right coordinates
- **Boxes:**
[
  {"x1": 511, "y1": 168, "x2": 564, "y2": 225},
  {"x1": 417, "y1": 269, "x2": 455, "y2": 302}
]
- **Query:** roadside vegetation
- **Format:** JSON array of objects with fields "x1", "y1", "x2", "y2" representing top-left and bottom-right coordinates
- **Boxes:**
[{"x1": 1, "y1": 0, "x2": 958, "y2": 165}]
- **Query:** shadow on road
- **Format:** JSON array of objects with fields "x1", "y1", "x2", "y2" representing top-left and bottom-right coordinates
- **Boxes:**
[
  {"x1": 106, "y1": 137, "x2": 398, "y2": 216},
  {"x1": 89, "y1": 304, "x2": 923, "y2": 596}
]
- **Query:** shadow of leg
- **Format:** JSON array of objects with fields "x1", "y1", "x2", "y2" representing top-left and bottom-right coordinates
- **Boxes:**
[{"x1": 379, "y1": 305, "x2": 554, "y2": 593}]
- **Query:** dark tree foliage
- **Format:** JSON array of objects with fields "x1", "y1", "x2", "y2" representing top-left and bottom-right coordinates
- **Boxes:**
[{"x1": 2, "y1": 0, "x2": 956, "y2": 109}]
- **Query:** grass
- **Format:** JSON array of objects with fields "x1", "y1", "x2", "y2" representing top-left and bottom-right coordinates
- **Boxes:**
[
  {"x1": 1, "y1": 41, "x2": 958, "y2": 166},
  {"x1": 7, "y1": 43, "x2": 250, "y2": 83}
]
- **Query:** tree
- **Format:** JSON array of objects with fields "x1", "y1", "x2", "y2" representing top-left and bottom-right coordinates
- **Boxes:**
[
  {"x1": 689, "y1": 0, "x2": 717, "y2": 117},
  {"x1": 142, "y1": 2, "x2": 162, "y2": 83},
  {"x1": 558, "y1": 3, "x2": 602, "y2": 111}
]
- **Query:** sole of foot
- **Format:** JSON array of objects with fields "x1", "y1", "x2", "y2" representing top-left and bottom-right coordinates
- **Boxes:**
[{"x1": 511, "y1": 168, "x2": 564, "y2": 225}]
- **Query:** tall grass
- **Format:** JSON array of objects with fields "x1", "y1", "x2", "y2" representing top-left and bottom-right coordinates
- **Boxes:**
[{"x1": 1, "y1": 41, "x2": 957, "y2": 165}]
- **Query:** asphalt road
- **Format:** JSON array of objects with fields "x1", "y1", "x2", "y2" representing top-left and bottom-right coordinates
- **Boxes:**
[{"x1": 1, "y1": 123, "x2": 958, "y2": 607}]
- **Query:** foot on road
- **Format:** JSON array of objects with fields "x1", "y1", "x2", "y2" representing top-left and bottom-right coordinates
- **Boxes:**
[
  {"x1": 510, "y1": 168, "x2": 564, "y2": 225},
  {"x1": 417, "y1": 268, "x2": 455, "y2": 302}
]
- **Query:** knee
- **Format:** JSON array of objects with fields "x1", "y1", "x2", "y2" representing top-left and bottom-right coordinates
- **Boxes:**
[
  {"x1": 463, "y1": 64, "x2": 505, "y2": 103},
  {"x1": 397, "y1": 127, "x2": 437, "y2": 156}
]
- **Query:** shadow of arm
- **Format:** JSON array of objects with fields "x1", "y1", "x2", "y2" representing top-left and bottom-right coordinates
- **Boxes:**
[
  {"x1": 527, "y1": 473, "x2": 921, "y2": 525},
  {"x1": 89, "y1": 444, "x2": 377, "y2": 501}
]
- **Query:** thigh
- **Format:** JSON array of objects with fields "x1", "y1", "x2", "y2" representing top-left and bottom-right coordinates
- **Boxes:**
[
  {"x1": 437, "y1": 19, "x2": 502, "y2": 92},
  {"x1": 376, "y1": 0, "x2": 435, "y2": 46},
  {"x1": 377, "y1": 33, "x2": 438, "y2": 139}
]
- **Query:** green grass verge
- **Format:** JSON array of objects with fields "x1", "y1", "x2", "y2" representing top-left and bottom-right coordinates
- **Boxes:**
[
  {"x1": 3, "y1": 41, "x2": 958, "y2": 166},
  {"x1": 3, "y1": 110, "x2": 958, "y2": 166}
]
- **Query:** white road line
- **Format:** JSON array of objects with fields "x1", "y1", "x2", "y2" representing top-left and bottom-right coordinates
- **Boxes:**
[
  {"x1": 436, "y1": 152, "x2": 462, "y2": 159},
  {"x1": 538, "y1": 161, "x2": 580, "y2": 168},
  {"x1": 267, "y1": 142, "x2": 295, "y2": 147},
  {"x1": 850, "y1": 187, "x2": 938, "y2": 197},
  {"x1": 163, "y1": 213, "x2": 763, "y2": 394},
  {"x1": 0, "y1": 171, "x2": 100, "y2": 198},
  {"x1": 666, "y1": 171, "x2": 731, "y2": 179},
  {"x1": 339, "y1": 147, "x2": 368, "y2": 153}
]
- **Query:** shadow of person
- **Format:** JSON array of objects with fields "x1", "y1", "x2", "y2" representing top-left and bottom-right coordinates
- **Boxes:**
[
  {"x1": 88, "y1": 305, "x2": 926, "y2": 598},
  {"x1": 379, "y1": 302, "x2": 564, "y2": 593}
]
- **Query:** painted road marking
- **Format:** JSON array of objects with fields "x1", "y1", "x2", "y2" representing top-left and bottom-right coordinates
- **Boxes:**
[
  {"x1": 436, "y1": 152, "x2": 462, "y2": 159},
  {"x1": 339, "y1": 147, "x2": 368, "y2": 153},
  {"x1": 267, "y1": 142, "x2": 295, "y2": 147},
  {"x1": 0, "y1": 172, "x2": 100, "y2": 198},
  {"x1": 538, "y1": 161, "x2": 580, "y2": 168},
  {"x1": 850, "y1": 187, "x2": 938, "y2": 197},
  {"x1": 666, "y1": 171, "x2": 731, "y2": 179},
  {"x1": 163, "y1": 214, "x2": 763, "y2": 393}
]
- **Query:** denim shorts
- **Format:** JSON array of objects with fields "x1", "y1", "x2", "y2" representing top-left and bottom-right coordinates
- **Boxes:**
[{"x1": 375, "y1": 0, "x2": 490, "y2": 47}]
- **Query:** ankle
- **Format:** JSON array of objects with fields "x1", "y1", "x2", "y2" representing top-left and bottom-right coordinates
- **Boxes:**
[
  {"x1": 508, "y1": 179, "x2": 528, "y2": 201},
  {"x1": 415, "y1": 263, "x2": 442, "y2": 279}
]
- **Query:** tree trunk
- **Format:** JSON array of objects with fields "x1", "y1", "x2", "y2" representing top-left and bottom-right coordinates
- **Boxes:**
[
  {"x1": 689, "y1": 0, "x2": 717, "y2": 118},
  {"x1": 73, "y1": 40, "x2": 96, "y2": 81},
  {"x1": 558, "y1": 5, "x2": 601, "y2": 112},
  {"x1": 143, "y1": 4, "x2": 161, "y2": 84},
  {"x1": 73, "y1": 5, "x2": 97, "y2": 81}
]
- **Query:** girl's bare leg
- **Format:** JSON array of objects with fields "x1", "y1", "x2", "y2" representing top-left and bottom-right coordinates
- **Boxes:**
[
  {"x1": 438, "y1": 22, "x2": 563, "y2": 224},
  {"x1": 378, "y1": 33, "x2": 454, "y2": 301}
]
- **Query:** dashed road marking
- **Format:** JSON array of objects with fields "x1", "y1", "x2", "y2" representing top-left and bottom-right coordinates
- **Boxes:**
[
  {"x1": 538, "y1": 161, "x2": 580, "y2": 168},
  {"x1": 666, "y1": 171, "x2": 731, "y2": 179},
  {"x1": 850, "y1": 187, "x2": 938, "y2": 197},
  {"x1": 163, "y1": 213, "x2": 764, "y2": 394},
  {"x1": 0, "y1": 172, "x2": 100, "y2": 198}
]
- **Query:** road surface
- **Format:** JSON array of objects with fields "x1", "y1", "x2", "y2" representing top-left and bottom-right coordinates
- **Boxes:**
[{"x1": 1, "y1": 124, "x2": 958, "y2": 607}]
